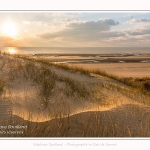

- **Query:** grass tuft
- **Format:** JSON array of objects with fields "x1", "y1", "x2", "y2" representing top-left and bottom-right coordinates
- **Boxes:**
[{"x1": 0, "y1": 78, "x2": 4, "y2": 92}]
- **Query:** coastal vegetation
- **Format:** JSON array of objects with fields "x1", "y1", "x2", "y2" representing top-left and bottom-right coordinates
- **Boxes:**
[{"x1": 0, "y1": 53, "x2": 150, "y2": 137}]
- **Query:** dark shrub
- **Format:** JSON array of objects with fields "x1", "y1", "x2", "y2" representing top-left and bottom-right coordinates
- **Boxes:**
[{"x1": 144, "y1": 82, "x2": 150, "y2": 91}]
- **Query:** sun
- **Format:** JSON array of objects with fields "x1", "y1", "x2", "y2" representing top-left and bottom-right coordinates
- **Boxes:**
[{"x1": 2, "y1": 22, "x2": 17, "y2": 37}]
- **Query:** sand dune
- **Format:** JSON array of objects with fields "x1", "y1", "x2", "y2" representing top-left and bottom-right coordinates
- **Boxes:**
[
  {"x1": 40, "y1": 103, "x2": 150, "y2": 137},
  {"x1": 0, "y1": 99, "x2": 12, "y2": 124},
  {"x1": 0, "y1": 55, "x2": 150, "y2": 137},
  {"x1": 1, "y1": 103, "x2": 150, "y2": 137}
]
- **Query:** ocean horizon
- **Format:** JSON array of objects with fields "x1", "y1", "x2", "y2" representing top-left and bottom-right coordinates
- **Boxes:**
[{"x1": 1, "y1": 47, "x2": 150, "y2": 55}]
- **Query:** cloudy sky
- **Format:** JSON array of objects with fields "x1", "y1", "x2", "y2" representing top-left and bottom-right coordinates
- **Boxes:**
[{"x1": 0, "y1": 11, "x2": 150, "y2": 47}]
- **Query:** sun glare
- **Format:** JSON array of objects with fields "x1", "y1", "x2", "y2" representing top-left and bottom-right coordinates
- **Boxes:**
[
  {"x1": 9, "y1": 49, "x2": 16, "y2": 54},
  {"x1": 6, "y1": 48, "x2": 17, "y2": 54},
  {"x1": 2, "y1": 22, "x2": 17, "y2": 37}
]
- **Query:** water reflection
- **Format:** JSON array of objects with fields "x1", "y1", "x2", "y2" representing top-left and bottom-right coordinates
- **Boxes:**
[{"x1": 4, "y1": 47, "x2": 18, "y2": 54}]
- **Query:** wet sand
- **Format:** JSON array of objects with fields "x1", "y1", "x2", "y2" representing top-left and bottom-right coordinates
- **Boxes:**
[
  {"x1": 31, "y1": 53, "x2": 150, "y2": 77},
  {"x1": 73, "y1": 63, "x2": 150, "y2": 77},
  {"x1": 31, "y1": 53, "x2": 150, "y2": 64}
]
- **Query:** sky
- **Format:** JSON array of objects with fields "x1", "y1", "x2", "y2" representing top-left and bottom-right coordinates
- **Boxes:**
[{"x1": 0, "y1": 11, "x2": 150, "y2": 47}]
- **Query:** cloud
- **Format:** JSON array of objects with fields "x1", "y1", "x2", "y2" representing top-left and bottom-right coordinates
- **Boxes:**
[
  {"x1": 32, "y1": 13, "x2": 76, "y2": 23},
  {"x1": 22, "y1": 21, "x2": 30, "y2": 24},
  {"x1": 123, "y1": 15, "x2": 134, "y2": 19},
  {"x1": 36, "y1": 19, "x2": 120, "y2": 42},
  {"x1": 0, "y1": 36, "x2": 21, "y2": 47},
  {"x1": 130, "y1": 16, "x2": 134, "y2": 19},
  {"x1": 126, "y1": 26, "x2": 150, "y2": 36},
  {"x1": 128, "y1": 19, "x2": 150, "y2": 23},
  {"x1": 68, "y1": 19, "x2": 119, "y2": 31}
]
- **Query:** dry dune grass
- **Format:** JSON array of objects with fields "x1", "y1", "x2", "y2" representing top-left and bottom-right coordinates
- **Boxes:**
[
  {"x1": 0, "y1": 54, "x2": 150, "y2": 137},
  {"x1": 29, "y1": 103, "x2": 150, "y2": 137},
  {"x1": 3, "y1": 103, "x2": 150, "y2": 137}
]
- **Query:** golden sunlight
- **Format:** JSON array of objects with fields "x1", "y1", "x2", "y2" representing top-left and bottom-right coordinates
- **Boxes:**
[
  {"x1": 6, "y1": 48, "x2": 17, "y2": 54},
  {"x1": 2, "y1": 22, "x2": 17, "y2": 37}
]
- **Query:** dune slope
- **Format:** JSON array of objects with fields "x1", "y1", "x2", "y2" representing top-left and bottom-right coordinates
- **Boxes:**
[{"x1": 0, "y1": 55, "x2": 150, "y2": 137}]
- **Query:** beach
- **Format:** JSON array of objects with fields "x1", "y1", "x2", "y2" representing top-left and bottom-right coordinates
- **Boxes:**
[
  {"x1": 31, "y1": 53, "x2": 150, "y2": 77},
  {"x1": 0, "y1": 52, "x2": 150, "y2": 137}
]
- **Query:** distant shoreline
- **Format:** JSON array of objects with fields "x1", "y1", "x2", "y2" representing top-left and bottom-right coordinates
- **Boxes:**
[
  {"x1": 30, "y1": 53, "x2": 150, "y2": 77},
  {"x1": 28, "y1": 53, "x2": 150, "y2": 64},
  {"x1": 1, "y1": 47, "x2": 150, "y2": 56}
]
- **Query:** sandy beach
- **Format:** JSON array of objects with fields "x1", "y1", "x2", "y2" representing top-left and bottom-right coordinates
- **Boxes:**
[
  {"x1": 31, "y1": 53, "x2": 150, "y2": 77},
  {"x1": 73, "y1": 63, "x2": 150, "y2": 77}
]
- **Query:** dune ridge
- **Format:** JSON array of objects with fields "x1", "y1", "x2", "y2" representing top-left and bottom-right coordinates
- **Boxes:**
[{"x1": 0, "y1": 54, "x2": 150, "y2": 137}]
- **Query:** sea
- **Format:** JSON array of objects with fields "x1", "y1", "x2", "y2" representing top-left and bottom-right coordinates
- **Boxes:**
[{"x1": 1, "y1": 47, "x2": 150, "y2": 55}]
